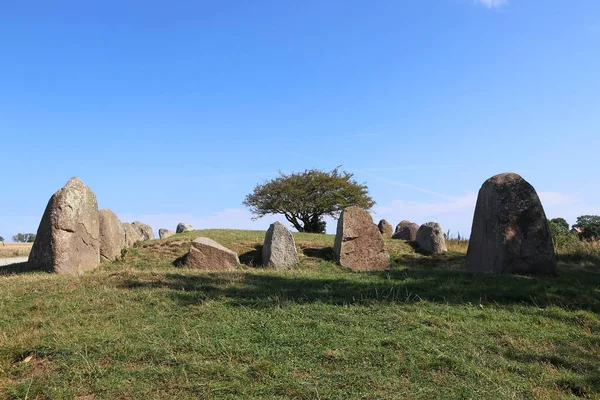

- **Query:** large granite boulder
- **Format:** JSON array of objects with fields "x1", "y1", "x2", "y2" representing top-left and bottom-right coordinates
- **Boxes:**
[
  {"x1": 183, "y1": 237, "x2": 239, "y2": 270},
  {"x1": 99, "y1": 209, "x2": 126, "y2": 261},
  {"x1": 122, "y1": 223, "x2": 140, "y2": 247},
  {"x1": 377, "y1": 219, "x2": 393, "y2": 239},
  {"x1": 466, "y1": 173, "x2": 556, "y2": 275},
  {"x1": 159, "y1": 229, "x2": 176, "y2": 239},
  {"x1": 176, "y1": 222, "x2": 194, "y2": 234},
  {"x1": 392, "y1": 220, "x2": 419, "y2": 241},
  {"x1": 416, "y1": 222, "x2": 447, "y2": 254},
  {"x1": 28, "y1": 177, "x2": 100, "y2": 275},
  {"x1": 262, "y1": 221, "x2": 299, "y2": 270},
  {"x1": 131, "y1": 221, "x2": 155, "y2": 241},
  {"x1": 334, "y1": 206, "x2": 390, "y2": 271}
]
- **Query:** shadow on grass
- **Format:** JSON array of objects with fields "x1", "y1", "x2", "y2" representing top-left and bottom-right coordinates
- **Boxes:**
[
  {"x1": 121, "y1": 251, "x2": 600, "y2": 313},
  {"x1": 302, "y1": 247, "x2": 335, "y2": 261},
  {"x1": 239, "y1": 245, "x2": 263, "y2": 267},
  {"x1": 0, "y1": 262, "x2": 45, "y2": 276}
]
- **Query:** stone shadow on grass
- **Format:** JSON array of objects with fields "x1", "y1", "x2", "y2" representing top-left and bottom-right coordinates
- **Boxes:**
[
  {"x1": 0, "y1": 262, "x2": 45, "y2": 276},
  {"x1": 302, "y1": 247, "x2": 336, "y2": 262}
]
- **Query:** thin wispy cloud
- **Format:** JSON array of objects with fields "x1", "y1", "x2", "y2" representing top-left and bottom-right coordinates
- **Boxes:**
[{"x1": 473, "y1": 0, "x2": 507, "y2": 9}]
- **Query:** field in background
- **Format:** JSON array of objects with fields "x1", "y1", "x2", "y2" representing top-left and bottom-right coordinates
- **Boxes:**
[
  {"x1": 0, "y1": 243, "x2": 32, "y2": 258},
  {"x1": 1, "y1": 230, "x2": 599, "y2": 399}
]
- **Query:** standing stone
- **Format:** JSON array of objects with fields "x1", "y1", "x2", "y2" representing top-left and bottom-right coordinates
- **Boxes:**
[
  {"x1": 392, "y1": 220, "x2": 419, "y2": 241},
  {"x1": 99, "y1": 209, "x2": 126, "y2": 261},
  {"x1": 334, "y1": 206, "x2": 390, "y2": 271},
  {"x1": 131, "y1": 221, "x2": 155, "y2": 241},
  {"x1": 262, "y1": 222, "x2": 299, "y2": 269},
  {"x1": 159, "y1": 229, "x2": 176, "y2": 239},
  {"x1": 416, "y1": 222, "x2": 447, "y2": 254},
  {"x1": 466, "y1": 173, "x2": 556, "y2": 275},
  {"x1": 377, "y1": 219, "x2": 393, "y2": 239},
  {"x1": 122, "y1": 222, "x2": 140, "y2": 247},
  {"x1": 183, "y1": 237, "x2": 239, "y2": 270},
  {"x1": 28, "y1": 177, "x2": 100, "y2": 275},
  {"x1": 176, "y1": 222, "x2": 194, "y2": 234}
]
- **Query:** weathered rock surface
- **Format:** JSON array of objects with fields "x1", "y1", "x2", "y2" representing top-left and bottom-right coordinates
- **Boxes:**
[
  {"x1": 392, "y1": 220, "x2": 419, "y2": 241},
  {"x1": 28, "y1": 177, "x2": 100, "y2": 275},
  {"x1": 99, "y1": 209, "x2": 126, "y2": 261},
  {"x1": 159, "y1": 229, "x2": 176, "y2": 239},
  {"x1": 131, "y1": 221, "x2": 155, "y2": 241},
  {"x1": 262, "y1": 222, "x2": 299, "y2": 269},
  {"x1": 377, "y1": 219, "x2": 393, "y2": 239},
  {"x1": 466, "y1": 172, "x2": 556, "y2": 275},
  {"x1": 334, "y1": 206, "x2": 390, "y2": 271},
  {"x1": 122, "y1": 223, "x2": 140, "y2": 247},
  {"x1": 183, "y1": 237, "x2": 239, "y2": 270},
  {"x1": 176, "y1": 222, "x2": 194, "y2": 234},
  {"x1": 416, "y1": 222, "x2": 447, "y2": 254}
]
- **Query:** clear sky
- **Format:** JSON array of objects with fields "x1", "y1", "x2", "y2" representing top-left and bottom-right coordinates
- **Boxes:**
[{"x1": 1, "y1": 0, "x2": 599, "y2": 241}]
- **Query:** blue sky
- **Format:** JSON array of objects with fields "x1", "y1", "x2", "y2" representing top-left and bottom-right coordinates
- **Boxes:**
[{"x1": 1, "y1": 0, "x2": 599, "y2": 240}]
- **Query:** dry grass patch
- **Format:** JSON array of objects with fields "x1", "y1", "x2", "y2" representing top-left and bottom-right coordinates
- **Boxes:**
[{"x1": 0, "y1": 243, "x2": 32, "y2": 258}]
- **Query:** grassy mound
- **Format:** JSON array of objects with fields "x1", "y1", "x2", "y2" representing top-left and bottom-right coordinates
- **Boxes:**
[{"x1": 1, "y1": 230, "x2": 599, "y2": 399}]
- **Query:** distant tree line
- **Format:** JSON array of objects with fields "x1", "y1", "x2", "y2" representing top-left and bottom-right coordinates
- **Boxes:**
[{"x1": 11, "y1": 233, "x2": 36, "y2": 243}]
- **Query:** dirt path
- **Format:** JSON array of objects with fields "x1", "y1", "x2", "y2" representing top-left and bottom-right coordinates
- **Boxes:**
[{"x1": 0, "y1": 257, "x2": 28, "y2": 266}]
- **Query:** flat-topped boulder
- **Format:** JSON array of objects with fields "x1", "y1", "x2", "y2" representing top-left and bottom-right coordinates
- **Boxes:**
[
  {"x1": 122, "y1": 223, "x2": 140, "y2": 247},
  {"x1": 377, "y1": 219, "x2": 393, "y2": 239},
  {"x1": 262, "y1": 222, "x2": 299, "y2": 270},
  {"x1": 334, "y1": 206, "x2": 390, "y2": 271},
  {"x1": 28, "y1": 177, "x2": 100, "y2": 275},
  {"x1": 99, "y1": 209, "x2": 126, "y2": 261},
  {"x1": 159, "y1": 229, "x2": 176, "y2": 239},
  {"x1": 392, "y1": 220, "x2": 419, "y2": 241},
  {"x1": 183, "y1": 237, "x2": 239, "y2": 270},
  {"x1": 131, "y1": 221, "x2": 155, "y2": 241},
  {"x1": 176, "y1": 222, "x2": 194, "y2": 233},
  {"x1": 416, "y1": 222, "x2": 447, "y2": 254},
  {"x1": 466, "y1": 172, "x2": 556, "y2": 275}
]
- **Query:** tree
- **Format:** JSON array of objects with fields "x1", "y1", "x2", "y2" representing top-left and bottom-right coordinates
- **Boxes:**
[
  {"x1": 0, "y1": 236, "x2": 4, "y2": 244},
  {"x1": 573, "y1": 215, "x2": 600, "y2": 239},
  {"x1": 548, "y1": 217, "x2": 569, "y2": 238},
  {"x1": 243, "y1": 167, "x2": 375, "y2": 233},
  {"x1": 12, "y1": 233, "x2": 36, "y2": 243}
]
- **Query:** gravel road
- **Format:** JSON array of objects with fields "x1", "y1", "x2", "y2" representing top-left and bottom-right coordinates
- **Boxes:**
[{"x1": 0, "y1": 257, "x2": 28, "y2": 266}]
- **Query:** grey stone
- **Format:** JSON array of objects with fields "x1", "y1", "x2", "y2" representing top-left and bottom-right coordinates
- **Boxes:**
[
  {"x1": 262, "y1": 221, "x2": 299, "y2": 270},
  {"x1": 183, "y1": 237, "x2": 239, "y2": 270},
  {"x1": 131, "y1": 221, "x2": 155, "y2": 241},
  {"x1": 392, "y1": 220, "x2": 419, "y2": 241},
  {"x1": 99, "y1": 209, "x2": 126, "y2": 261},
  {"x1": 28, "y1": 177, "x2": 100, "y2": 275},
  {"x1": 377, "y1": 219, "x2": 393, "y2": 239},
  {"x1": 416, "y1": 222, "x2": 447, "y2": 254},
  {"x1": 334, "y1": 206, "x2": 390, "y2": 271},
  {"x1": 159, "y1": 229, "x2": 176, "y2": 239},
  {"x1": 122, "y1": 223, "x2": 140, "y2": 247},
  {"x1": 176, "y1": 222, "x2": 194, "y2": 234},
  {"x1": 466, "y1": 172, "x2": 556, "y2": 275}
]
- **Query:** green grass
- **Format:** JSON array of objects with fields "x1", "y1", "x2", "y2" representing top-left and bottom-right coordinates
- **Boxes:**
[{"x1": 1, "y1": 229, "x2": 599, "y2": 399}]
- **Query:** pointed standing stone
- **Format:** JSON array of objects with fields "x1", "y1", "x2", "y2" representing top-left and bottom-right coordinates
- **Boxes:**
[
  {"x1": 416, "y1": 222, "x2": 447, "y2": 254},
  {"x1": 262, "y1": 222, "x2": 299, "y2": 269},
  {"x1": 99, "y1": 209, "x2": 126, "y2": 261},
  {"x1": 377, "y1": 219, "x2": 393, "y2": 239}
]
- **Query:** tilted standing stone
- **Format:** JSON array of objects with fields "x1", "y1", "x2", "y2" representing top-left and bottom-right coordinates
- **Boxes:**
[
  {"x1": 416, "y1": 222, "x2": 447, "y2": 254},
  {"x1": 334, "y1": 206, "x2": 390, "y2": 271},
  {"x1": 122, "y1": 222, "x2": 140, "y2": 247},
  {"x1": 176, "y1": 222, "x2": 194, "y2": 233},
  {"x1": 131, "y1": 221, "x2": 155, "y2": 241},
  {"x1": 377, "y1": 219, "x2": 393, "y2": 239},
  {"x1": 466, "y1": 172, "x2": 556, "y2": 275},
  {"x1": 392, "y1": 220, "x2": 419, "y2": 241},
  {"x1": 183, "y1": 237, "x2": 239, "y2": 270},
  {"x1": 99, "y1": 209, "x2": 126, "y2": 261},
  {"x1": 262, "y1": 221, "x2": 299, "y2": 269},
  {"x1": 28, "y1": 177, "x2": 100, "y2": 275},
  {"x1": 159, "y1": 229, "x2": 176, "y2": 239}
]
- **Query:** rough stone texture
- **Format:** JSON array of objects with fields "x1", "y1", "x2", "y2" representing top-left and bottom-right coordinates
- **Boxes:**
[
  {"x1": 416, "y1": 222, "x2": 447, "y2": 254},
  {"x1": 183, "y1": 237, "x2": 239, "y2": 270},
  {"x1": 176, "y1": 222, "x2": 194, "y2": 234},
  {"x1": 262, "y1": 221, "x2": 299, "y2": 270},
  {"x1": 392, "y1": 220, "x2": 420, "y2": 241},
  {"x1": 28, "y1": 177, "x2": 100, "y2": 275},
  {"x1": 122, "y1": 223, "x2": 140, "y2": 247},
  {"x1": 466, "y1": 172, "x2": 556, "y2": 275},
  {"x1": 99, "y1": 209, "x2": 126, "y2": 261},
  {"x1": 333, "y1": 206, "x2": 390, "y2": 271},
  {"x1": 131, "y1": 221, "x2": 155, "y2": 241},
  {"x1": 159, "y1": 229, "x2": 176, "y2": 239},
  {"x1": 377, "y1": 219, "x2": 393, "y2": 239}
]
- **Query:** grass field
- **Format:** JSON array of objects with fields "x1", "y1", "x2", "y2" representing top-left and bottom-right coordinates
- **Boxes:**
[
  {"x1": 0, "y1": 243, "x2": 32, "y2": 259},
  {"x1": 1, "y1": 230, "x2": 599, "y2": 399}
]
